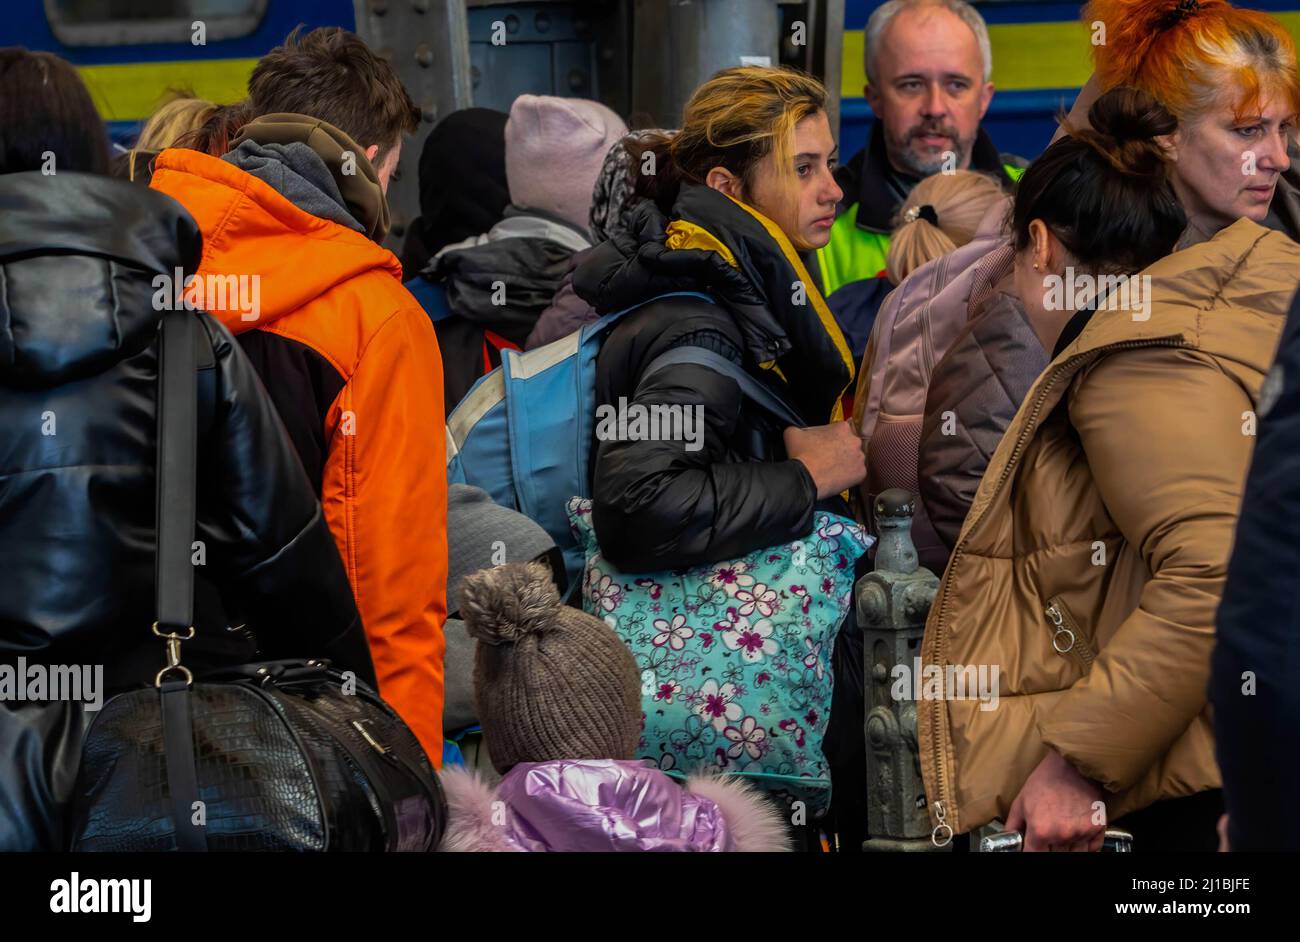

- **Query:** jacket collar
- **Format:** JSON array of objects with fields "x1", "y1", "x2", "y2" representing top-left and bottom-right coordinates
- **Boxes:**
[
  {"x1": 0, "y1": 172, "x2": 203, "y2": 388},
  {"x1": 0, "y1": 171, "x2": 200, "y2": 276},
  {"x1": 1054, "y1": 218, "x2": 1292, "y2": 370},
  {"x1": 955, "y1": 218, "x2": 1298, "y2": 561},
  {"x1": 852, "y1": 123, "x2": 1015, "y2": 233},
  {"x1": 432, "y1": 206, "x2": 591, "y2": 263},
  {"x1": 223, "y1": 139, "x2": 364, "y2": 235},
  {"x1": 575, "y1": 184, "x2": 855, "y2": 423}
]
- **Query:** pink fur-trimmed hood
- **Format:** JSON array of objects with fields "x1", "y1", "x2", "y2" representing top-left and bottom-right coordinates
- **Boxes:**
[{"x1": 437, "y1": 760, "x2": 791, "y2": 852}]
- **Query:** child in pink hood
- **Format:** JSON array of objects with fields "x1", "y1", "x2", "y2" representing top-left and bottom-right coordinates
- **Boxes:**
[{"x1": 440, "y1": 562, "x2": 791, "y2": 852}]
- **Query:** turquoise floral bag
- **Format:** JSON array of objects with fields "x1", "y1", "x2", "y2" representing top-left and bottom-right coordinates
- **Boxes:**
[{"x1": 566, "y1": 498, "x2": 872, "y2": 814}]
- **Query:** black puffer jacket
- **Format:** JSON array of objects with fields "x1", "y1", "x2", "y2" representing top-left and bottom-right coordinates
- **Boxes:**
[
  {"x1": 918, "y1": 292, "x2": 1048, "y2": 559},
  {"x1": 416, "y1": 208, "x2": 594, "y2": 413},
  {"x1": 574, "y1": 184, "x2": 856, "y2": 572},
  {"x1": 0, "y1": 172, "x2": 374, "y2": 692}
]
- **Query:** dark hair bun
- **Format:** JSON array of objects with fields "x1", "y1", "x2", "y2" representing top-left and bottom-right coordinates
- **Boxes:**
[
  {"x1": 1077, "y1": 86, "x2": 1176, "y2": 177},
  {"x1": 1013, "y1": 85, "x2": 1186, "y2": 274}
]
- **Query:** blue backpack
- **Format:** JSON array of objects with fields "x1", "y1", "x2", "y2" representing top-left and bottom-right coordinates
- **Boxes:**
[{"x1": 445, "y1": 291, "x2": 803, "y2": 588}]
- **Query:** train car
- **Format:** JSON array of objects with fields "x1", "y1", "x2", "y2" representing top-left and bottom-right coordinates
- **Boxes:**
[
  {"x1": 7, "y1": 2, "x2": 358, "y2": 144},
  {"x1": 9, "y1": 1, "x2": 1300, "y2": 245}
]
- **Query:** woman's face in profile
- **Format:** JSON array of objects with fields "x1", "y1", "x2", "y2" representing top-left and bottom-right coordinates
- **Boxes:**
[
  {"x1": 743, "y1": 111, "x2": 844, "y2": 252},
  {"x1": 1167, "y1": 88, "x2": 1294, "y2": 231}
]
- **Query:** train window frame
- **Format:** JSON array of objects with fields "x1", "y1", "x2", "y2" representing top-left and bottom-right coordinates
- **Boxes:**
[{"x1": 43, "y1": 0, "x2": 269, "y2": 48}]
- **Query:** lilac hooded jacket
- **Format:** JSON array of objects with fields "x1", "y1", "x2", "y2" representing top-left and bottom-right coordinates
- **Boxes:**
[{"x1": 438, "y1": 759, "x2": 791, "y2": 852}]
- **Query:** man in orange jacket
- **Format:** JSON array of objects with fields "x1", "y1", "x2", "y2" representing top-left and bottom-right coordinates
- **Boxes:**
[{"x1": 152, "y1": 27, "x2": 447, "y2": 765}]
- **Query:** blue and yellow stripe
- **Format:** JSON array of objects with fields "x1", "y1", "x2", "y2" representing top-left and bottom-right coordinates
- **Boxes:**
[{"x1": 78, "y1": 58, "x2": 256, "y2": 123}]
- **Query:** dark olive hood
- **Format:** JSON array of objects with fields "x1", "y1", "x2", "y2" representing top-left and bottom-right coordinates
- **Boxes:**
[{"x1": 229, "y1": 113, "x2": 391, "y2": 243}]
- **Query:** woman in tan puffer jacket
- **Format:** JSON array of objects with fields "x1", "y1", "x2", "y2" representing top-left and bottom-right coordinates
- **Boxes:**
[{"x1": 918, "y1": 121, "x2": 1300, "y2": 851}]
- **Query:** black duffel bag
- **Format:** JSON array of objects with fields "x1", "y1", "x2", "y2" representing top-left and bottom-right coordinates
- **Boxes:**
[
  {"x1": 71, "y1": 659, "x2": 444, "y2": 851},
  {"x1": 67, "y1": 308, "x2": 445, "y2": 852}
]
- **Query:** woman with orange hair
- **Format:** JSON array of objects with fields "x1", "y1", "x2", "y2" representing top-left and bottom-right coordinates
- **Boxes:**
[{"x1": 1081, "y1": 0, "x2": 1300, "y2": 241}]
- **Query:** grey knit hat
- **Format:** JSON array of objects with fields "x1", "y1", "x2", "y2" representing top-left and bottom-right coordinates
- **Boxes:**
[{"x1": 459, "y1": 561, "x2": 641, "y2": 773}]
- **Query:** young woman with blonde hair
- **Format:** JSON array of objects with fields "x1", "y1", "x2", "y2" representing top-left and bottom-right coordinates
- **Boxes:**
[
  {"x1": 577, "y1": 65, "x2": 864, "y2": 572},
  {"x1": 573, "y1": 66, "x2": 869, "y2": 849}
]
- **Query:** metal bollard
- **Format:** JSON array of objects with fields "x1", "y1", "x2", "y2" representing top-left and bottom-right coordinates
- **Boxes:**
[{"x1": 857, "y1": 489, "x2": 942, "y2": 852}]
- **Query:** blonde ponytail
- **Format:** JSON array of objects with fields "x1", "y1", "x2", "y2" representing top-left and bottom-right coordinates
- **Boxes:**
[{"x1": 885, "y1": 170, "x2": 1007, "y2": 283}]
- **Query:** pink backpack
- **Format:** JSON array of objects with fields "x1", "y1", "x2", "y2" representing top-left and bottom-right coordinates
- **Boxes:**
[{"x1": 852, "y1": 211, "x2": 1014, "y2": 573}]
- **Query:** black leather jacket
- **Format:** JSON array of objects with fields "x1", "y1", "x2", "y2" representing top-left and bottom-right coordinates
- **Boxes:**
[
  {"x1": 0, "y1": 172, "x2": 374, "y2": 691},
  {"x1": 574, "y1": 185, "x2": 856, "y2": 572}
]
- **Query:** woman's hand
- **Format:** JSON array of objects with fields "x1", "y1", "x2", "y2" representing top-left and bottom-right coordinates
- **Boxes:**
[
  {"x1": 783, "y1": 421, "x2": 867, "y2": 498},
  {"x1": 1005, "y1": 749, "x2": 1107, "y2": 851}
]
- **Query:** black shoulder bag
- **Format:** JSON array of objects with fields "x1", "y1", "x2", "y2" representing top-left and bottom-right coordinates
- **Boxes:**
[{"x1": 69, "y1": 310, "x2": 445, "y2": 851}]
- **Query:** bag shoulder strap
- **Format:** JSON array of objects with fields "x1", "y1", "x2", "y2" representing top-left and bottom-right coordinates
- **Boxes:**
[
  {"x1": 586, "y1": 290, "x2": 717, "y2": 340},
  {"x1": 155, "y1": 309, "x2": 198, "y2": 633},
  {"x1": 640, "y1": 345, "x2": 805, "y2": 429},
  {"x1": 154, "y1": 309, "x2": 207, "y2": 852}
]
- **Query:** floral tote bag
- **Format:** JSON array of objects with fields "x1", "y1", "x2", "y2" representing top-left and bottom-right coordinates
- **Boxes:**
[{"x1": 567, "y1": 497, "x2": 872, "y2": 814}]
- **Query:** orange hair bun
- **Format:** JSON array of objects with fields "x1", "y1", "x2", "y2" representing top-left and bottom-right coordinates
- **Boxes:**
[{"x1": 1082, "y1": 0, "x2": 1299, "y2": 120}]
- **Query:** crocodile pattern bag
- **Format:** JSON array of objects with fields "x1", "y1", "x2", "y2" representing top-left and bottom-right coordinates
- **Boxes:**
[{"x1": 71, "y1": 661, "x2": 444, "y2": 851}]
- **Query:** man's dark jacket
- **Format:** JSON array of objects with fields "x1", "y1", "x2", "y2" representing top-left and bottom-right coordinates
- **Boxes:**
[{"x1": 1212, "y1": 285, "x2": 1300, "y2": 851}]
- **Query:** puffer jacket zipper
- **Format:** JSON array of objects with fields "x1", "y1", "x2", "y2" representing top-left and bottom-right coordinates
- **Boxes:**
[
  {"x1": 918, "y1": 256, "x2": 950, "y2": 381},
  {"x1": 919, "y1": 335, "x2": 1184, "y2": 842},
  {"x1": 1044, "y1": 596, "x2": 1097, "y2": 671}
]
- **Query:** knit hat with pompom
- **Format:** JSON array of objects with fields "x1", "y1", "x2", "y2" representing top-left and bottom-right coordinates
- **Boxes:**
[{"x1": 459, "y1": 561, "x2": 641, "y2": 773}]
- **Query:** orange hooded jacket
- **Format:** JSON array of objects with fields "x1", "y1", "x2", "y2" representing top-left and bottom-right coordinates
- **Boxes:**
[{"x1": 151, "y1": 147, "x2": 447, "y2": 765}]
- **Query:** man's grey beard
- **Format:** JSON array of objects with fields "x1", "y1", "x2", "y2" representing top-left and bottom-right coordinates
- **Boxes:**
[{"x1": 886, "y1": 128, "x2": 974, "y2": 177}]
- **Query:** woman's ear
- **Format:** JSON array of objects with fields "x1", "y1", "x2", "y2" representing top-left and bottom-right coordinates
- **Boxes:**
[
  {"x1": 705, "y1": 166, "x2": 742, "y2": 199},
  {"x1": 1028, "y1": 218, "x2": 1054, "y2": 273},
  {"x1": 1155, "y1": 132, "x2": 1178, "y2": 163}
]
